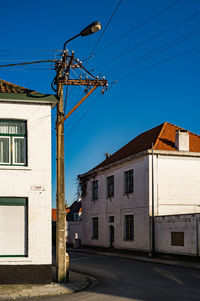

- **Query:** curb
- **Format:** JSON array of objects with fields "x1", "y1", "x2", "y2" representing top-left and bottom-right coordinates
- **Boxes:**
[
  {"x1": 0, "y1": 270, "x2": 95, "y2": 300},
  {"x1": 69, "y1": 248, "x2": 200, "y2": 270}
]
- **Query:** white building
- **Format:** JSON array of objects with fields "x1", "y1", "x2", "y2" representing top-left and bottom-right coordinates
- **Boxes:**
[
  {"x1": 0, "y1": 80, "x2": 57, "y2": 284},
  {"x1": 79, "y1": 122, "x2": 200, "y2": 256}
]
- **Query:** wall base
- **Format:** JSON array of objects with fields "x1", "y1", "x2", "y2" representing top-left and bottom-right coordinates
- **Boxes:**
[{"x1": 0, "y1": 265, "x2": 52, "y2": 284}]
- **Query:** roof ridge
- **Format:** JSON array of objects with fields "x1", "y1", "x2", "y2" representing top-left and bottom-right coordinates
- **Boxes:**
[
  {"x1": 153, "y1": 122, "x2": 167, "y2": 149},
  {"x1": 167, "y1": 122, "x2": 200, "y2": 139}
]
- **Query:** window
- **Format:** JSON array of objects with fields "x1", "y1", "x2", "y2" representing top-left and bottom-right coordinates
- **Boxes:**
[
  {"x1": 0, "y1": 197, "x2": 28, "y2": 257},
  {"x1": 73, "y1": 213, "x2": 78, "y2": 221},
  {"x1": 124, "y1": 170, "x2": 134, "y2": 194},
  {"x1": 92, "y1": 217, "x2": 98, "y2": 239},
  {"x1": 92, "y1": 180, "x2": 98, "y2": 200},
  {"x1": 171, "y1": 232, "x2": 184, "y2": 246},
  {"x1": 109, "y1": 216, "x2": 114, "y2": 223},
  {"x1": 125, "y1": 215, "x2": 134, "y2": 240},
  {"x1": 0, "y1": 120, "x2": 27, "y2": 166},
  {"x1": 107, "y1": 175, "x2": 114, "y2": 197}
]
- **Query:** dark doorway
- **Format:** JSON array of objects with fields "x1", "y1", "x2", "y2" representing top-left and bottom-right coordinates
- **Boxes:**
[{"x1": 109, "y1": 225, "x2": 114, "y2": 248}]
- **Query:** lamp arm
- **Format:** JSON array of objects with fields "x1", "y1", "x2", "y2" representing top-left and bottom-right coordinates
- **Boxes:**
[{"x1": 63, "y1": 33, "x2": 81, "y2": 50}]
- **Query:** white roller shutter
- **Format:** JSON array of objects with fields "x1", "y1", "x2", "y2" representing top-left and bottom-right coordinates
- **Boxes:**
[{"x1": 0, "y1": 199, "x2": 27, "y2": 256}]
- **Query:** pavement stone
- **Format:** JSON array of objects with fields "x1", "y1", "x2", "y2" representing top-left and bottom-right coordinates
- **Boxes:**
[{"x1": 0, "y1": 271, "x2": 91, "y2": 300}]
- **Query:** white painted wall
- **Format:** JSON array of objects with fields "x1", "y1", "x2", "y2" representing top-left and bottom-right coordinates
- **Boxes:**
[
  {"x1": 82, "y1": 155, "x2": 151, "y2": 251},
  {"x1": 149, "y1": 153, "x2": 200, "y2": 216},
  {"x1": 67, "y1": 221, "x2": 82, "y2": 245},
  {"x1": 0, "y1": 102, "x2": 52, "y2": 265},
  {"x1": 155, "y1": 214, "x2": 200, "y2": 256}
]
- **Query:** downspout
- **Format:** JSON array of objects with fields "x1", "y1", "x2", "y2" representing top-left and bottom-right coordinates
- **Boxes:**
[
  {"x1": 196, "y1": 218, "x2": 199, "y2": 260},
  {"x1": 151, "y1": 143, "x2": 155, "y2": 256}
]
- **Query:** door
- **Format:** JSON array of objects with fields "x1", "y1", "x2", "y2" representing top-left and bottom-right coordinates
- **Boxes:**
[{"x1": 109, "y1": 225, "x2": 114, "y2": 248}]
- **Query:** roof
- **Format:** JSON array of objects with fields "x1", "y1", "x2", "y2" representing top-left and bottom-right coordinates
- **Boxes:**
[
  {"x1": 66, "y1": 201, "x2": 82, "y2": 222},
  {"x1": 0, "y1": 79, "x2": 57, "y2": 107},
  {"x1": 90, "y1": 122, "x2": 200, "y2": 171},
  {"x1": 52, "y1": 208, "x2": 69, "y2": 222}
]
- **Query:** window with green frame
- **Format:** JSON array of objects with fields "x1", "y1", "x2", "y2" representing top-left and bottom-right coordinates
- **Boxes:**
[{"x1": 0, "y1": 120, "x2": 27, "y2": 166}]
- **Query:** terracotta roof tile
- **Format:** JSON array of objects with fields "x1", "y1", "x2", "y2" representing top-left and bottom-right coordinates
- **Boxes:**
[
  {"x1": 91, "y1": 122, "x2": 200, "y2": 171},
  {"x1": 0, "y1": 79, "x2": 37, "y2": 94}
]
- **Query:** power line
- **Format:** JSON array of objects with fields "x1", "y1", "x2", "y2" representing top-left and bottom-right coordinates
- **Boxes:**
[
  {"x1": 0, "y1": 49, "x2": 61, "y2": 52},
  {"x1": 106, "y1": 28, "x2": 200, "y2": 76},
  {"x1": 0, "y1": 59, "x2": 55, "y2": 68},
  {"x1": 118, "y1": 43, "x2": 200, "y2": 81},
  {"x1": 91, "y1": 9, "x2": 200, "y2": 71},
  {"x1": 85, "y1": 0, "x2": 123, "y2": 64},
  {"x1": 0, "y1": 68, "x2": 53, "y2": 71},
  {"x1": 93, "y1": 0, "x2": 183, "y2": 55}
]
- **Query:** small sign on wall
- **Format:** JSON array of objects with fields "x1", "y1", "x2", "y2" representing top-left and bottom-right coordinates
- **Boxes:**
[{"x1": 31, "y1": 185, "x2": 45, "y2": 191}]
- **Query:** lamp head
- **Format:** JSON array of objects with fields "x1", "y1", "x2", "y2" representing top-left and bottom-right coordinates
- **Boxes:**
[{"x1": 80, "y1": 21, "x2": 102, "y2": 37}]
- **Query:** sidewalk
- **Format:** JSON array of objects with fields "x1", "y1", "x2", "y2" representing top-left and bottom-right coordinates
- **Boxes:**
[
  {"x1": 69, "y1": 247, "x2": 200, "y2": 270},
  {"x1": 0, "y1": 270, "x2": 91, "y2": 300}
]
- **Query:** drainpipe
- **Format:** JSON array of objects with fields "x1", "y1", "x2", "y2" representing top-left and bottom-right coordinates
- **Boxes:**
[
  {"x1": 196, "y1": 218, "x2": 199, "y2": 260},
  {"x1": 151, "y1": 143, "x2": 155, "y2": 256}
]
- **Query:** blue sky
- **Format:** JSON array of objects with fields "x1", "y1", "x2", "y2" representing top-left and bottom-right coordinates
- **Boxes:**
[{"x1": 1, "y1": 0, "x2": 200, "y2": 207}]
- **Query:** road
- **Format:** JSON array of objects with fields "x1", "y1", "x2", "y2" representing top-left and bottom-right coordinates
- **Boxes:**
[{"x1": 40, "y1": 251, "x2": 200, "y2": 301}]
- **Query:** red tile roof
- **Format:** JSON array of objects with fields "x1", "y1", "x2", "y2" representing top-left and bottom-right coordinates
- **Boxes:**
[
  {"x1": 92, "y1": 122, "x2": 200, "y2": 171},
  {"x1": 0, "y1": 79, "x2": 38, "y2": 94},
  {"x1": 52, "y1": 208, "x2": 69, "y2": 222}
]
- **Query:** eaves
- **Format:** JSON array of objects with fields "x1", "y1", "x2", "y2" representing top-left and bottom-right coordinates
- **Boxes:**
[{"x1": 78, "y1": 150, "x2": 148, "y2": 179}]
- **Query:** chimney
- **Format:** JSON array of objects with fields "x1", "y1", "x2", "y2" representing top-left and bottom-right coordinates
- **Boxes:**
[{"x1": 175, "y1": 130, "x2": 189, "y2": 151}]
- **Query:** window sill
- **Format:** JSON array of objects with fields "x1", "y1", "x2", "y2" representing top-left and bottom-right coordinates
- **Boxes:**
[
  {"x1": 0, "y1": 165, "x2": 31, "y2": 171},
  {"x1": 124, "y1": 239, "x2": 134, "y2": 241},
  {"x1": 0, "y1": 257, "x2": 31, "y2": 263}
]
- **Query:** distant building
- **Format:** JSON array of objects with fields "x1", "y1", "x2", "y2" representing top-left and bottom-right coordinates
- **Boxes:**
[
  {"x1": 0, "y1": 79, "x2": 57, "y2": 284},
  {"x1": 66, "y1": 201, "x2": 82, "y2": 245},
  {"x1": 79, "y1": 122, "x2": 200, "y2": 256}
]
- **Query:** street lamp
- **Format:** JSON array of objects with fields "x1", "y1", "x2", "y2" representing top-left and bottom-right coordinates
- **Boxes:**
[
  {"x1": 63, "y1": 21, "x2": 101, "y2": 50},
  {"x1": 56, "y1": 21, "x2": 102, "y2": 283}
]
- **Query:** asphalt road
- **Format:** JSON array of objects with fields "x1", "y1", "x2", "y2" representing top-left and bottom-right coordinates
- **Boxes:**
[{"x1": 42, "y1": 251, "x2": 200, "y2": 301}]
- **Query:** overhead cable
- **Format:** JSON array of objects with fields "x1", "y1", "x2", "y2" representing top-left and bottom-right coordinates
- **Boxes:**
[
  {"x1": 118, "y1": 43, "x2": 200, "y2": 81},
  {"x1": 92, "y1": 0, "x2": 183, "y2": 55},
  {"x1": 92, "y1": 9, "x2": 200, "y2": 71},
  {"x1": 85, "y1": 0, "x2": 123, "y2": 64},
  {"x1": 106, "y1": 28, "x2": 200, "y2": 75}
]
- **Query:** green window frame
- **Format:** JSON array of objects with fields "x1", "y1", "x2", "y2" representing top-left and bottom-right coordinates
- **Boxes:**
[
  {"x1": 0, "y1": 119, "x2": 27, "y2": 166},
  {"x1": 0, "y1": 197, "x2": 28, "y2": 257}
]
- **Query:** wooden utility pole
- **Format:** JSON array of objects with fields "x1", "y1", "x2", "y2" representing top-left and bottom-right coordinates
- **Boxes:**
[
  {"x1": 55, "y1": 51, "x2": 107, "y2": 283},
  {"x1": 56, "y1": 62, "x2": 66, "y2": 283}
]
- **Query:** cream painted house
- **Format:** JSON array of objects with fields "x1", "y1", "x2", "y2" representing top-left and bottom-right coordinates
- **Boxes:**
[
  {"x1": 79, "y1": 122, "x2": 200, "y2": 256},
  {"x1": 0, "y1": 80, "x2": 57, "y2": 284}
]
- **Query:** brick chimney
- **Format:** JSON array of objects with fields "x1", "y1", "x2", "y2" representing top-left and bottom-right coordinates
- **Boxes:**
[{"x1": 175, "y1": 130, "x2": 189, "y2": 151}]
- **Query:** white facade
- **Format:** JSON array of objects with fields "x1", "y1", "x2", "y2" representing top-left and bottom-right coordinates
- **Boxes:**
[
  {"x1": 0, "y1": 102, "x2": 52, "y2": 266},
  {"x1": 81, "y1": 149, "x2": 200, "y2": 255},
  {"x1": 82, "y1": 154, "x2": 151, "y2": 251},
  {"x1": 155, "y1": 213, "x2": 200, "y2": 256}
]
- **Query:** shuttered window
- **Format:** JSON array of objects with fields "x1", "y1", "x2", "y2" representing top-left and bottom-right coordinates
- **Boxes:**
[{"x1": 0, "y1": 197, "x2": 28, "y2": 257}]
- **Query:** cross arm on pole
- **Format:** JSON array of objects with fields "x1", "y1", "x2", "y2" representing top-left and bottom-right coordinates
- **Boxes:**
[{"x1": 63, "y1": 84, "x2": 98, "y2": 122}]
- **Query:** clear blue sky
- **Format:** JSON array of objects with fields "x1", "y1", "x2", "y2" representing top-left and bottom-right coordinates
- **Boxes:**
[{"x1": 1, "y1": 0, "x2": 200, "y2": 207}]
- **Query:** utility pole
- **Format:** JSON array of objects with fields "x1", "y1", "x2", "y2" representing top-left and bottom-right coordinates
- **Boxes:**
[
  {"x1": 55, "y1": 21, "x2": 107, "y2": 283},
  {"x1": 56, "y1": 60, "x2": 66, "y2": 283}
]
